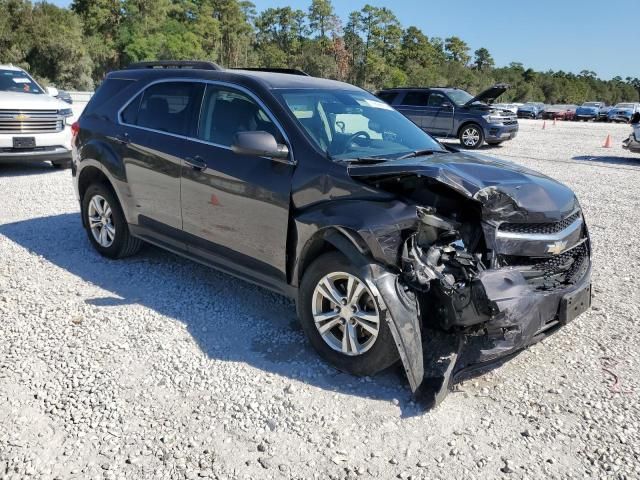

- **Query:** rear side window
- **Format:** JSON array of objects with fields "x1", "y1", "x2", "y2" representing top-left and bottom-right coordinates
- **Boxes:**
[
  {"x1": 121, "y1": 81, "x2": 204, "y2": 137},
  {"x1": 377, "y1": 91, "x2": 398, "y2": 104},
  {"x1": 84, "y1": 78, "x2": 136, "y2": 116},
  {"x1": 401, "y1": 91, "x2": 429, "y2": 106}
]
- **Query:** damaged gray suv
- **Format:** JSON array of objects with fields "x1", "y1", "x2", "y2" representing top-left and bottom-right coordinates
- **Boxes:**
[{"x1": 73, "y1": 62, "x2": 592, "y2": 404}]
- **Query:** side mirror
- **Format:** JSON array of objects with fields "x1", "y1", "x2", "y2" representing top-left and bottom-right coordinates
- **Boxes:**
[
  {"x1": 441, "y1": 101, "x2": 453, "y2": 109},
  {"x1": 46, "y1": 86, "x2": 59, "y2": 97},
  {"x1": 231, "y1": 131, "x2": 289, "y2": 160}
]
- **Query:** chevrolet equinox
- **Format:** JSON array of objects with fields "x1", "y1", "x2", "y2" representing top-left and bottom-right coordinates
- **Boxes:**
[{"x1": 72, "y1": 61, "x2": 592, "y2": 404}]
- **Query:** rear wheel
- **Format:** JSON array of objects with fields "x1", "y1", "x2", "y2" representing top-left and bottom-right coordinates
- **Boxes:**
[
  {"x1": 81, "y1": 183, "x2": 143, "y2": 259},
  {"x1": 459, "y1": 124, "x2": 484, "y2": 149},
  {"x1": 298, "y1": 252, "x2": 399, "y2": 376}
]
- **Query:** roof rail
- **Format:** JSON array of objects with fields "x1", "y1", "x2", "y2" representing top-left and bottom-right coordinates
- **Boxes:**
[
  {"x1": 231, "y1": 67, "x2": 310, "y2": 76},
  {"x1": 126, "y1": 61, "x2": 222, "y2": 71}
]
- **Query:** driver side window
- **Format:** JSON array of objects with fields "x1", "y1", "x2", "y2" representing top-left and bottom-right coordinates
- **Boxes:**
[
  {"x1": 427, "y1": 93, "x2": 447, "y2": 107},
  {"x1": 197, "y1": 85, "x2": 282, "y2": 147}
]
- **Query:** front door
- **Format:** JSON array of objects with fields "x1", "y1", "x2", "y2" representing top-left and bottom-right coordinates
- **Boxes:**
[{"x1": 180, "y1": 84, "x2": 295, "y2": 290}]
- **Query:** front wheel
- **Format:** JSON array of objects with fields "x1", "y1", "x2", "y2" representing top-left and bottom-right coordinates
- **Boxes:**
[
  {"x1": 459, "y1": 124, "x2": 484, "y2": 149},
  {"x1": 298, "y1": 252, "x2": 399, "y2": 376}
]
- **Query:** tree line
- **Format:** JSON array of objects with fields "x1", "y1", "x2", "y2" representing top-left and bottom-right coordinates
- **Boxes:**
[{"x1": 1, "y1": 0, "x2": 638, "y2": 104}]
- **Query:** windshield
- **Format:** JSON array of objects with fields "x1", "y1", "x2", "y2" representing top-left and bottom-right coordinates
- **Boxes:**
[
  {"x1": 445, "y1": 89, "x2": 475, "y2": 106},
  {"x1": 0, "y1": 69, "x2": 44, "y2": 94},
  {"x1": 615, "y1": 103, "x2": 635, "y2": 108},
  {"x1": 279, "y1": 89, "x2": 445, "y2": 160},
  {"x1": 583, "y1": 102, "x2": 601, "y2": 107}
]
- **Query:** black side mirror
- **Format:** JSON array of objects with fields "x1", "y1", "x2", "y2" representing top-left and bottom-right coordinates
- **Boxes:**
[
  {"x1": 441, "y1": 101, "x2": 453, "y2": 109},
  {"x1": 231, "y1": 131, "x2": 289, "y2": 160}
]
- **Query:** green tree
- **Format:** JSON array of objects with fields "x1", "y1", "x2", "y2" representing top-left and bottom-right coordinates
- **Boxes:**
[
  {"x1": 444, "y1": 36, "x2": 469, "y2": 64},
  {"x1": 473, "y1": 47, "x2": 494, "y2": 71}
]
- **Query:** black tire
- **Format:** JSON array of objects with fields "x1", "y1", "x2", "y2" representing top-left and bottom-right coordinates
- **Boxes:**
[
  {"x1": 52, "y1": 160, "x2": 71, "y2": 169},
  {"x1": 458, "y1": 124, "x2": 484, "y2": 149},
  {"x1": 298, "y1": 251, "x2": 399, "y2": 376},
  {"x1": 81, "y1": 183, "x2": 143, "y2": 259}
]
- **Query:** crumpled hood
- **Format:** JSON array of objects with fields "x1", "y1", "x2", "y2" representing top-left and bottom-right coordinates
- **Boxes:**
[
  {"x1": 348, "y1": 152, "x2": 578, "y2": 222},
  {"x1": 0, "y1": 91, "x2": 68, "y2": 111},
  {"x1": 465, "y1": 83, "x2": 509, "y2": 106}
]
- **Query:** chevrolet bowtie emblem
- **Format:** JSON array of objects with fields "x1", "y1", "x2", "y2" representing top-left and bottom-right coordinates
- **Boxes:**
[
  {"x1": 14, "y1": 113, "x2": 29, "y2": 121},
  {"x1": 546, "y1": 240, "x2": 568, "y2": 255}
]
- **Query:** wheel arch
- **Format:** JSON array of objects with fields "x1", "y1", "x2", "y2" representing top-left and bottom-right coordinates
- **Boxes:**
[
  {"x1": 456, "y1": 120, "x2": 484, "y2": 138},
  {"x1": 293, "y1": 227, "x2": 372, "y2": 288}
]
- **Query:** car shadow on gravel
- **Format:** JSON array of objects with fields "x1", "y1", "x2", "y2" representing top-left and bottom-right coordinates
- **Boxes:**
[
  {"x1": 572, "y1": 155, "x2": 640, "y2": 167},
  {"x1": 0, "y1": 162, "x2": 61, "y2": 177},
  {"x1": 0, "y1": 213, "x2": 427, "y2": 415}
]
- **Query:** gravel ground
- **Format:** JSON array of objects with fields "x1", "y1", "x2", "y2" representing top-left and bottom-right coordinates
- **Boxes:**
[{"x1": 1, "y1": 119, "x2": 639, "y2": 480}]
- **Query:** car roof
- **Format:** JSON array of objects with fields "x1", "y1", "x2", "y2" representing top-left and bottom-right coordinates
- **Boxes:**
[
  {"x1": 108, "y1": 67, "x2": 362, "y2": 92},
  {"x1": 378, "y1": 87, "x2": 464, "y2": 92},
  {"x1": 0, "y1": 64, "x2": 24, "y2": 71}
]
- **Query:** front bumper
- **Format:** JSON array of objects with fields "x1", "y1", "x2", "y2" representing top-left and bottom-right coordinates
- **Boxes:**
[
  {"x1": 0, "y1": 128, "x2": 72, "y2": 163},
  {"x1": 576, "y1": 113, "x2": 597, "y2": 120},
  {"x1": 485, "y1": 123, "x2": 519, "y2": 142},
  {"x1": 623, "y1": 134, "x2": 640, "y2": 153},
  {"x1": 517, "y1": 111, "x2": 537, "y2": 119},
  {"x1": 0, "y1": 146, "x2": 71, "y2": 163},
  {"x1": 609, "y1": 115, "x2": 631, "y2": 123}
]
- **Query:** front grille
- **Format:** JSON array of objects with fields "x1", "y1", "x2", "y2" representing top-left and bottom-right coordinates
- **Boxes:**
[
  {"x1": 0, "y1": 109, "x2": 63, "y2": 134},
  {"x1": 500, "y1": 241, "x2": 589, "y2": 291},
  {"x1": 503, "y1": 120, "x2": 518, "y2": 126},
  {"x1": 499, "y1": 211, "x2": 580, "y2": 235}
]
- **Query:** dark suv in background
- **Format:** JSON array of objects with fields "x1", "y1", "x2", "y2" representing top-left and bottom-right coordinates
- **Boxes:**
[
  {"x1": 72, "y1": 62, "x2": 591, "y2": 404},
  {"x1": 376, "y1": 84, "x2": 518, "y2": 149}
]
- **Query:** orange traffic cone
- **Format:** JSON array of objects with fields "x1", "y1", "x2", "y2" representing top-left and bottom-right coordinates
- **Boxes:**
[
  {"x1": 603, "y1": 135, "x2": 613, "y2": 148},
  {"x1": 542, "y1": 121, "x2": 546, "y2": 130}
]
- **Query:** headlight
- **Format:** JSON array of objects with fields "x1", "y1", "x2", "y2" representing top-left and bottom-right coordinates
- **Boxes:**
[
  {"x1": 484, "y1": 115, "x2": 504, "y2": 124},
  {"x1": 59, "y1": 108, "x2": 73, "y2": 117}
]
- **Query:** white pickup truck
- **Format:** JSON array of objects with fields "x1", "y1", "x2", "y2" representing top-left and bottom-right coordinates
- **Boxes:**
[{"x1": 0, "y1": 64, "x2": 74, "y2": 168}]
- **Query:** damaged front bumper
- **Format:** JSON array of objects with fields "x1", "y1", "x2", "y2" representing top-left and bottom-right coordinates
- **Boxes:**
[{"x1": 377, "y1": 259, "x2": 591, "y2": 407}]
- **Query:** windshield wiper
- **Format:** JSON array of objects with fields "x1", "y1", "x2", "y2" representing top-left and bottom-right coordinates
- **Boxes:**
[
  {"x1": 397, "y1": 149, "x2": 446, "y2": 160},
  {"x1": 340, "y1": 156, "x2": 391, "y2": 164}
]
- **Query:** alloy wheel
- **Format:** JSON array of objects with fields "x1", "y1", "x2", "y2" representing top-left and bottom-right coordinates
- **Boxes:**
[
  {"x1": 462, "y1": 127, "x2": 481, "y2": 147},
  {"x1": 87, "y1": 194, "x2": 115, "y2": 248},
  {"x1": 311, "y1": 272, "x2": 380, "y2": 356}
]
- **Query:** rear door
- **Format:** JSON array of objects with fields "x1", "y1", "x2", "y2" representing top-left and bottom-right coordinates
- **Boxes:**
[
  {"x1": 180, "y1": 83, "x2": 294, "y2": 291},
  {"x1": 118, "y1": 81, "x2": 204, "y2": 248},
  {"x1": 395, "y1": 91, "x2": 430, "y2": 129}
]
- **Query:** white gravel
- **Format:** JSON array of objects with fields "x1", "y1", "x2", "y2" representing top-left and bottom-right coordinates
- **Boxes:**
[{"x1": 1, "y1": 119, "x2": 639, "y2": 479}]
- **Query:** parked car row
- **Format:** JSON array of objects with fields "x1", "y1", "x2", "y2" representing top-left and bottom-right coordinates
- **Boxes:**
[{"x1": 515, "y1": 100, "x2": 640, "y2": 123}]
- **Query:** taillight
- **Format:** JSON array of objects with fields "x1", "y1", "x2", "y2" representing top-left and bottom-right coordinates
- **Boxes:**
[{"x1": 71, "y1": 121, "x2": 80, "y2": 145}]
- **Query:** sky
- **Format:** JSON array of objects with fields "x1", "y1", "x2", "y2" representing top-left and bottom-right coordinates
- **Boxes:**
[{"x1": 51, "y1": 0, "x2": 638, "y2": 80}]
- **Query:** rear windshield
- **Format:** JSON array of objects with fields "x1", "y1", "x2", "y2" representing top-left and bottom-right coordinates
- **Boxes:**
[
  {"x1": 0, "y1": 69, "x2": 44, "y2": 94},
  {"x1": 83, "y1": 78, "x2": 137, "y2": 116}
]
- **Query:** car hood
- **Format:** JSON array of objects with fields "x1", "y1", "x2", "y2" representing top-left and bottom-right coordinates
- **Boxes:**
[
  {"x1": 348, "y1": 152, "x2": 578, "y2": 222},
  {"x1": 611, "y1": 107, "x2": 634, "y2": 114},
  {"x1": 0, "y1": 91, "x2": 68, "y2": 111},
  {"x1": 518, "y1": 105, "x2": 539, "y2": 111},
  {"x1": 464, "y1": 83, "x2": 509, "y2": 106}
]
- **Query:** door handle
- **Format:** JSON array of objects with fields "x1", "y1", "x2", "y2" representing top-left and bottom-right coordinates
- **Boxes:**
[
  {"x1": 115, "y1": 133, "x2": 130, "y2": 144},
  {"x1": 185, "y1": 156, "x2": 207, "y2": 171}
]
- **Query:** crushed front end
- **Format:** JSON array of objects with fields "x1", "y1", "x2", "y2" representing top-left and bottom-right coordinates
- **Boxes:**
[{"x1": 347, "y1": 157, "x2": 592, "y2": 406}]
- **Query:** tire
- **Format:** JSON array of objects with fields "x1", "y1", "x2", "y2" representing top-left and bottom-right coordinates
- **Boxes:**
[
  {"x1": 298, "y1": 251, "x2": 399, "y2": 376},
  {"x1": 458, "y1": 124, "x2": 484, "y2": 149},
  {"x1": 81, "y1": 183, "x2": 143, "y2": 259},
  {"x1": 52, "y1": 160, "x2": 71, "y2": 169}
]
